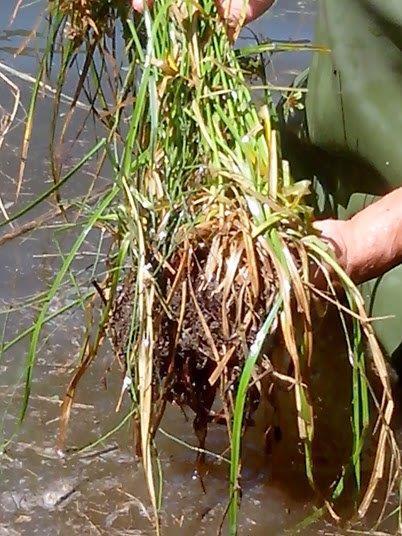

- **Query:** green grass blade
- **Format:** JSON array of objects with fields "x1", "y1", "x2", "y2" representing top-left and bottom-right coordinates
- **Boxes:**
[
  {"x1": 229, "y1": 296, "x2": 282, "y2": 535},
  {"x1": 20, "y1": 185, "x2": 118, "y2": 423},
  {"x1": 0, "y1": 138, "x2": 106, "y2": 228},
  {"x1": 1, "y1": 292, "x2": 94, "y2": 358}
]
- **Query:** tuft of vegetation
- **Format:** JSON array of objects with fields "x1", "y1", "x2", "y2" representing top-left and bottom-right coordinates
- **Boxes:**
[{"x1": 2, "y1": 0, "x2": 400, "y2": 533}]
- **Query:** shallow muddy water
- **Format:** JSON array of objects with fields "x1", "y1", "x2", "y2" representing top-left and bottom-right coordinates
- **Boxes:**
[{"x1": 0, "y1": 2, "x2": 400, "y2": 535}]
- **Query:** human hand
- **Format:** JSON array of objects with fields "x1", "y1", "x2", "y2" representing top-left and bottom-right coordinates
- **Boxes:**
[
  {"x1": 216, "y1": 0, "x2": 275, "y2": 26},
  {"x1": 313, "y1": 188, "x2": 402, "y2": 288},
  {"x1": 312, "y1": 219, "x2": 352, "y2": 289},
  {"x1": 131, "y1": 0, "x2": 275, "y2": 26}
]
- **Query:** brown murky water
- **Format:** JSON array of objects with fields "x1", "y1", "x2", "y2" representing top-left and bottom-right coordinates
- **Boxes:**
[{"x1": 1, "y1": 2, "x2": 400, "y2": 535}]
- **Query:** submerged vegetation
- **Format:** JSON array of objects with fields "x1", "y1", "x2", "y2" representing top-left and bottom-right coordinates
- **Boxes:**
[{"x1": 1, "y1": 0, "x2": 401, "y2": 533}]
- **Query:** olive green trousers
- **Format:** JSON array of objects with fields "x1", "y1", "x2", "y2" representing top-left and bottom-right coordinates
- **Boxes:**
[{"x1": 303, "y1": 0, "x2": 402, "y2": 359}]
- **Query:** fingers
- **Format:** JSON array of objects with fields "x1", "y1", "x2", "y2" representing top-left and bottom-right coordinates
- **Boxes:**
[
  {"x1": 216, "y1": 0, "x2": 250, "y2": 27},
  {"x1": 132, "y1": 0, "x2": 274, "y2": 23},
  {"x1": 311, "y1": 219, "x2": 351, "y2": 290},
  {"x1": 312, "y1": 219, "x2": 348, "y2": 268},
  {"x1": 217, "y1": 0, "x2": 274, "y2": 25},
  {"x1": 132, "y1": 0, "x2": 152, "y2": 13},
  {"x1": 245, "y1": 0, "x2": 275, "y2": 24}
]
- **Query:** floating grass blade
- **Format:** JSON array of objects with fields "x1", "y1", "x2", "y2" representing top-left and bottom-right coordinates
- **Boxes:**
[
  {"x1": 20, "y1": 185, "x2": 118, "y2": 422},
  {"x1": 1, "y1": 138, "x2": 107, "y2": 228}
]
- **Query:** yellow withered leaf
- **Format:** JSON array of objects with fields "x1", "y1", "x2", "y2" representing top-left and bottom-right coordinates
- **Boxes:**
[
  {"x1": 281, "y1": 180, "x2": 311, "y2": 205},
  {"x1": 152, "y1": 54, "x2": 179, "y2": 77}
]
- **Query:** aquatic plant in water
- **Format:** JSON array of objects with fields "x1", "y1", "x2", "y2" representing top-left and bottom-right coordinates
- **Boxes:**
[{"x1": 6, "y1": 0, "x2": 401, "y2": 533}]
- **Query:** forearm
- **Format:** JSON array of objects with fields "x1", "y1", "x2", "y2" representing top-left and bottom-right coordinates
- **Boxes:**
[{"x1": 347, "y1": 188, "x2": 402, "y2": 283}]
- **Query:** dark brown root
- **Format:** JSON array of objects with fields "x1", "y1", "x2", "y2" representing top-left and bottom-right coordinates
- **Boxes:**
[
  {"x1": 109, "y1": 215, "x2": 277, "y2": 455},
  {"x1": 58, "y1": 0, "x2": 128, "y2": 45}
]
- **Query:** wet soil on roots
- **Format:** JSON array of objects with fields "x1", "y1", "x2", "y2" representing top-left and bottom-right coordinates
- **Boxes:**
[{"x1": 109, "y1": 239, "x2": 276, "y2": 454}]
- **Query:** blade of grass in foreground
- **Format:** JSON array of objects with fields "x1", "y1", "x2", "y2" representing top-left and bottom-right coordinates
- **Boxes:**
[
  {"x1": 229, "y1": 296, "x2": 282, "y2": 535},
  {"x1": 20, "y1": 185, "x2": 118, "y2": 423},
  {"x1": 0, "y1": 138, "x2": 107, "y2": 228},
  {"x1": 70, "y1": 405, "x2": 137, "y2": 455},
  {"x1": 17, "y1": 9, "x2": 65, "y2": 200},
  {"x1": 236, "y1": 41, "x2": 330, "y2": 57},
  {"x1": 1, "y1": 291, "x2": 94, "y2": 358}
]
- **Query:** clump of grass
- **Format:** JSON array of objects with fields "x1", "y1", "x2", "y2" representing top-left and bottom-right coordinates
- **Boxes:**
[{"x1": 5, "y1": 0, "x2": 401, "y2": 533}]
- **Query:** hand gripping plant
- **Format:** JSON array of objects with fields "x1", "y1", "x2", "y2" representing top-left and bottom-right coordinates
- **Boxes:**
[{"x1": 21, "y1": 0, "x2": 400, "y2": 533}]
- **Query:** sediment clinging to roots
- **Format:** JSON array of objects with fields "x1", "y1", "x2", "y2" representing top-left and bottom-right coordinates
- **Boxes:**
[{"x1": 111, "y1": 211, "x2": 279, "y2": 453}]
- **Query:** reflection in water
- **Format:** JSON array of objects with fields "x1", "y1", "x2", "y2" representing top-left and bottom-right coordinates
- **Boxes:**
[{"x1": 2, "y1": 2, "x2": 398, "y2": 535}]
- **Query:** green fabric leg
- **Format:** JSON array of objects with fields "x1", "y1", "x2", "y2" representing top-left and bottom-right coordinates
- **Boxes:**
[{"x1": 304, "y1": 0, "x2": 402, "y2": 356}]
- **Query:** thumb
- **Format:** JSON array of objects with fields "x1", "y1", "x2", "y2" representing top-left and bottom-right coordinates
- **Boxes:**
[{"x1": 312, "y1": 218, "x2": 352, "y2": 282}]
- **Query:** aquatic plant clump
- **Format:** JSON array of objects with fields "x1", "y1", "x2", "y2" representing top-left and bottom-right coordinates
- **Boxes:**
[
  {"x1": 20, "y1": 0, "x2": 400, "y2": 531},
  {"x1": 104, "y1": 0, "x2": 398, "y2": 523}
]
